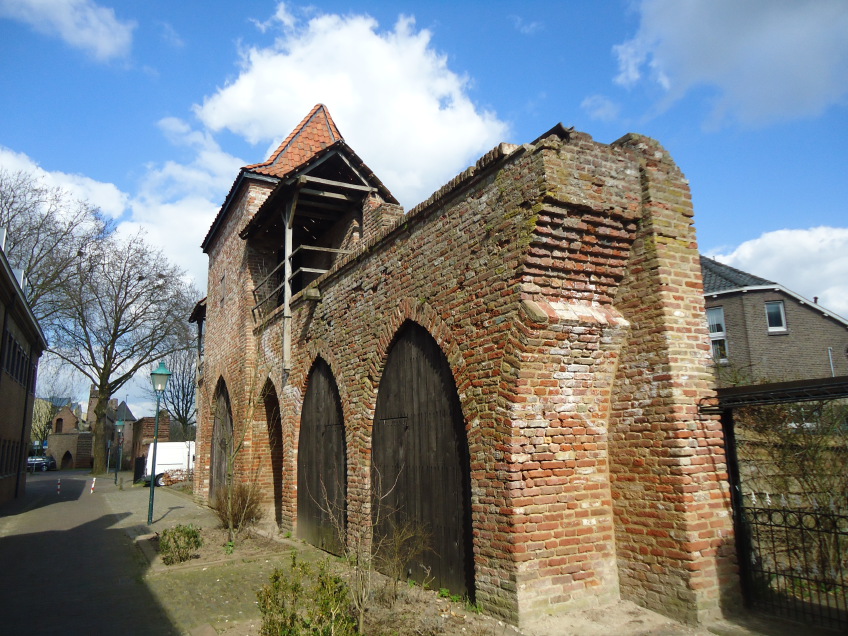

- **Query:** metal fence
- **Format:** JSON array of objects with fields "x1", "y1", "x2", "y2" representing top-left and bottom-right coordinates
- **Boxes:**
[
  {"x1": 706, "y1": 376, "x2": 848, "y2": 631},
  {"x1": 739, "y1": 505, "x2": 848, "y2": 629}
]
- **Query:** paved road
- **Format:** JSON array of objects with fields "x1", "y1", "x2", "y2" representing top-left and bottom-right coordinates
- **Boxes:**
[{"x1": 0, "y1": 469, "x2": 215, "y2": 636}]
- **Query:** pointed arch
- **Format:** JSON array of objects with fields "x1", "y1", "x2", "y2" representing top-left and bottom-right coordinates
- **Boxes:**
[
  {"x1": 211, "y1": 378, "x2": 233, "y2": 502},
  {"x1": 372, "y1": 320, "x2": 474, "y2": 597},
  {"x1": 297, "y1": 358, "x2": 346, "y2": 555},
  {"x1": 262, "y1": 378, "x2": 284, "y2": 527}
]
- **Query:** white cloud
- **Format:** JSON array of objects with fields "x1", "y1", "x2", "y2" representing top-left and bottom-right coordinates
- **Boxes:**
[
  {"x1": 708, "y1": 227, "x2": 848, "y2": 318},
  {"x1": 0, "y1": 146, "x2": 128, "y2": 218},
  {"x1": 614, "y1": 0, "x2": 848, "y2": 126},
  {"x1": 581, "y1": 95, "x2": 620, "y2": 122},
  {"x1": 251, "y1": 1, "x2": 296, "y2": 33},
  {"x1": 126, "y1": 118, "x2": 246, "y2": 288},
  {"x1": 0, "y1": 0, "x2": 135, "y2": 61},
  {"x1": 509, "y1": 15, "x2": 542, "y2": 36},
  {"x1": 195, "y1": 10, "x2": 509, "y2": 208},
  {"x1": 0, "y1": 126, "x2": 238, "y2": 291},
  {"x1": 159, "y1": 22, "x2": 184, "y2": 48}
]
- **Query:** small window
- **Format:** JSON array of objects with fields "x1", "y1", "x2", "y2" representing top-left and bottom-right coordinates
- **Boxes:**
[
  {"x1": 765, "y1": 301, "x2": 786, "y2": 332},
  {"x1": 706, "y1": 306, "x2": 728, "y2": 362},
  {"x1": 219, "y1": 273, "x2": 226, "y2": 306}
]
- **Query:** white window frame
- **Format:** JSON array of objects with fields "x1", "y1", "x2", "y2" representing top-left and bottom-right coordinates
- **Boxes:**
[
  {"x1": 765, "y1": 300, "x2": 787, "y2": 332},
  {"x1": 706, "y1": 306, "x2": 728, "y2": 362}
]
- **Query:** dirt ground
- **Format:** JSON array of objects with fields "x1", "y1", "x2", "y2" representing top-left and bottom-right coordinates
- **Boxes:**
[{"x1": 140, "y1": 524, "x2": 727, "y2": 636}]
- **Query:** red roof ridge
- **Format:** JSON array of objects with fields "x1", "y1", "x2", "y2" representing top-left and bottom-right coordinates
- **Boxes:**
[{"x1": 245, "y1": 104, "x2": 343, "y2": 176}]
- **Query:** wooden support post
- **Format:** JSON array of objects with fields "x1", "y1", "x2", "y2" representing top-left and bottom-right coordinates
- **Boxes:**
[{"x1": 283, "y1": 195, "x2": 297, "y2": 371}]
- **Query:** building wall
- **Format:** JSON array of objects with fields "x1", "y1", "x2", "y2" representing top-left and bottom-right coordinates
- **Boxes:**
[
  {"x1": 46, "y1": 431, "x2": 93, "y2": 469},
  {"x1": 705, "y1": 290, "x2": 848, "y2": 384},
  {"x1": 196, "y1": 130, "x2": 735, "y2": 626},
  {"x1": 131, "y1": 413, "x2": 171, "y2": 466},
  {"x1": 0, "y1": 322, "x2": 29, "y2": 502},
  {"x1": 0, "y1": 308, "x2": 41, "y2": 503}
]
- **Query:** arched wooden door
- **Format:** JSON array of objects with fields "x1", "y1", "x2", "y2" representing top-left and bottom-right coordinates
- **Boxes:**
[
  {"x1": 373, "y1": 321, "x2": 474, "y2": 597},
  {"x1": 263, "y1": 381, "x2": 284, "y2": 527},
  {"x1": 210, "y1": 382, "x2": 232, "y2": 502},
  {"x1": 297, "y1": 359, "x2": 346, "y2": 555}
]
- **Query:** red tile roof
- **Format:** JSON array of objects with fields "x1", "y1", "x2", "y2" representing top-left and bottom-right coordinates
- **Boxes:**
[
  {"x1": 203, "y1": 103, "x2": 398, "y2": 252},
  {"x1": 246, "y1": 103, "x2": 343, "y2": 178}
]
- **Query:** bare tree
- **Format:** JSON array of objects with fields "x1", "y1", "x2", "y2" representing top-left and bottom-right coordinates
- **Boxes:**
[
  {"x1": 30, "y1": 353, "x2": 81, "y2": 449},
  {"x1": 30, "y1": 399, "x2": 57, "y2": 452},
  {"x1": 46, "y1": 230, "x2": 196, "y2": 473},
  {"x1": 143, "y1": 348, "x2": 197, "y2": 441},
  {"x1": 0, "y1": 169, "x2": 111, "y2": 322}
]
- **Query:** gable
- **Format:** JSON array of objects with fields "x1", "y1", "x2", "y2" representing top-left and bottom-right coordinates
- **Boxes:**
[{"x1": 202, "y1": 104, "x2": 396, "y2": 253}]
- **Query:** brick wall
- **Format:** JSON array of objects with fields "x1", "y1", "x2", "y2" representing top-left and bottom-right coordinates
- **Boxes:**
[
  {"x1": 46, "y1": 431, "x2": 93, "y2": 469},
  {"x1": 706, "y1": 291, "x2": 848, "y2": 383},
  {"x1": 196, "y1": 127, "x2": 736, "y2": 626},
  {"x1": 131, "y1": 413, "x2": 171, "y2": 465}
]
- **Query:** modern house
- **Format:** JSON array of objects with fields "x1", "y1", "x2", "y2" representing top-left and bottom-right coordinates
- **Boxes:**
[
  {"x1": 194, "y1": 105, "x2": 735, "y2": 627},
  {"x1": 0, "y1": 228, "x2": 47, "y2": 504},
  {"x1": 701, "y1": 256, "x2": 848, "y2": 385}
]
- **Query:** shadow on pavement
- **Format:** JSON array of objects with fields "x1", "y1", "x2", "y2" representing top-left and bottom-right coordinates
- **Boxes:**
[
  {"x1": 1, "y1": 470, "x2": 88, "y2": 516},
  {"x1": 0, "y1": 474, "x2": 180, "y2": 635}
]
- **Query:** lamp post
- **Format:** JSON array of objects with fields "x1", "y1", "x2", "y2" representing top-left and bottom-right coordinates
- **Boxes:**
[
  {"x1": 147, "y1": 361, "x2": 171, "y2": 525},
  {"x1": 114, "y1": 419, "x2": 124, "y2": 485}
]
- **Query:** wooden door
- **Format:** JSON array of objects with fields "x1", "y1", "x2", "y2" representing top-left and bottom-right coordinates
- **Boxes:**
[
  {"x1": 373, "y1": 322, "x2": 473, "y2": 597},
  {"x1": 297, "y1": 359, "x2": 346, "y2": 555},
  {"x1": 264, "y1": 383, "x2": 283, "y2": 527},
  {"x1": 210, "y1": 385, "x2": 232, "y2": 502}
]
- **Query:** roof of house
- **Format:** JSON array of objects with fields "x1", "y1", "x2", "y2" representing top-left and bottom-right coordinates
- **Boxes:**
[
  {"x1": 201, "y1": 104, "x2": 396, "y2": 252},
  {"x1": 244, "y1": 104, "x2": 343, "y2": 178},
  {"x1": 114, "y1": 401, "x2": 135, "y2": 424},
  {"x1": 700, "y1": 255, "x2": 848, "y2": 328},
  {"x1": 700, "y1": 256, "x2": 774, "y2": 293}
]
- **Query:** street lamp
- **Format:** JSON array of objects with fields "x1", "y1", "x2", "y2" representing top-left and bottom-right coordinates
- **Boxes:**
[
  {"x1": 114, "y1": 419, "x2": 124, "y2": 485},
  {"x1": 147, "y1": 361, "x2": 171, "y2": 525}
]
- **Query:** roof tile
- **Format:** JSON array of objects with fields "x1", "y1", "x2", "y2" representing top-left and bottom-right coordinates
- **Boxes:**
[
  {"x1": 700, "y1": 255, "x2": 774, "y2": 293},
  {"x1": 245, "y1": 103, "x2": 342, "y2": 179}
]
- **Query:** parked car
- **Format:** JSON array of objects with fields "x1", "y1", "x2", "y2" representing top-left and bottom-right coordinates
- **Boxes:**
[{"x1": 27, "y1": 455, "x2": 57, "y2": 472}]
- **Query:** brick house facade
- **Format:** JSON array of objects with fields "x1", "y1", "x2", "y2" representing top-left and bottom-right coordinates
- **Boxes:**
[
  {"x1": 701, "y1": 256, "x2": 848, "y2": 385},
  {"x1": 0, "y1": 228, "x2": 46, "y2": 504},
  {"x1": 194, "y1": 106, "x2": 736, "y2": 626}
]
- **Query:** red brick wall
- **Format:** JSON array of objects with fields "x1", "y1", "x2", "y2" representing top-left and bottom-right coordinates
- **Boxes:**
[
  {"x1": 607, "y1": 134, "x2": 737, "y2": 622},
  {"x1": 196, "y1": 130, "x2": 735, "y2": 626}
]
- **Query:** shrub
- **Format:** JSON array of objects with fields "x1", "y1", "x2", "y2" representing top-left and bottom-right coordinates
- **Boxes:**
[
  {"x1": 159, "y1": 524, "x2": 203, "y2": 565},
  {"x1": 257, "y1": 553, "x2": 356, "y2": 636},
  {"x1": 211, "y1": 481, "x2": 263, "y2": 535}
]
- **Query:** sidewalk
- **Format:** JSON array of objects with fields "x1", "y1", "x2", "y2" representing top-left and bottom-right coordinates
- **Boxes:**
[
  {"x1": 2, "y1": 470, "x2": 835, "y2": 636},
  {"x1": 0, "y1": 469, "x2": 193, "y2": 635},
  {"x1": 99, "y1": 470, "x2": 218, "y2": 539}
]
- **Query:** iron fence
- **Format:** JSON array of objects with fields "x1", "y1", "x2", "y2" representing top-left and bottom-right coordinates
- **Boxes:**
[{"x1": 739, "y1": 504, "x2": 848, "y2": 629}]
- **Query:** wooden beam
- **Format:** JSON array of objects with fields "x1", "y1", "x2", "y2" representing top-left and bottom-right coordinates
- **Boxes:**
[
  {"x1": 296, "y1": 209, "x2": 340, "y2": 222},
  {"x1": 299, "y1": 199, "x2": 351, "y2": 213},
  {"x1": 288, "y1": 267, "x2": 328, "y2": 282},
  {"x1": 291, "y1": 245, "x2": 353, "y2": 258},
  {"x1": 335, "y1": 152, "x2": 370, "y2": 185},
  {"x1": 298, "y1": 174, "x2": 375, "y2": 193},
  {"x1": 298, "y1": 187, "x2": 356, "y2": 202}
]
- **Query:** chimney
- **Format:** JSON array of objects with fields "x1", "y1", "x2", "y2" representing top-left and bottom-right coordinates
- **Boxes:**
[{"x1": 814, "y1": 296, "x2": 819, "y2": 304}]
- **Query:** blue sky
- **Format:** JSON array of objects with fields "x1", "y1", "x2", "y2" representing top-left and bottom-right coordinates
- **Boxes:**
[{"x1": 1, "y1": 1, "x2": 847, "y2": 409}]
